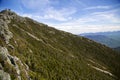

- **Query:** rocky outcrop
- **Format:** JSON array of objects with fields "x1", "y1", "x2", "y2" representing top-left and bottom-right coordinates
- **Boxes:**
[
  {"x1": 0, "y1": 46, "x2": 30, "y2": 80},
  {"x1": 0, "y1": 46, "x2": 19, "y2": 80},
  {"x1": 0, "y1": 9, "x2": 30, "y2": 80},
  {"x1": 0, "y1": 9, "x2": 26, "y2": 23},
  {"x1": 0, "y1": 19, "x2": 13, "y2": 44},
  {"x1": 0, "y1": 9, "x2": 26, "y2": 44},
  {"x1": 0, "y1": 46, "x2": 11, "y2": 80}
]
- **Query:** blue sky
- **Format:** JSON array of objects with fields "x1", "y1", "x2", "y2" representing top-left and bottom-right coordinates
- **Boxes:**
[{"x1": 0, "y1": 0, "x2": 120, "y2": 34}]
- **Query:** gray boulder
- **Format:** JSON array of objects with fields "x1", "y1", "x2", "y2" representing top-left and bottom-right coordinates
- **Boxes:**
[
  {"x1": 0, "y1": 46, "x2": 8, "y2": 62},
  {"x1": 0, "y1": 70, "x2": 11, "y2": 80}
]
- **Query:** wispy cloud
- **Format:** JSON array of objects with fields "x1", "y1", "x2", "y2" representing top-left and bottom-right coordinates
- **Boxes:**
[
  {"x1": 21, "y1": 0, "x2": 50, "y2": 9},
  {"x1": 72, "y1": 8, "x2": 120, "y2": 24},
  {"x1": 74, "y1": 0, "x2": 87, "y2": 7},
  {"x1": 47, "y1": 8, "x2": 120, "y2": 34},
  {"x1": 84, "y1": 5, "x2": 111, "y2": 10},
  {"x1": 90, "y1": 8, "x2": 120, "y2": 23},
  {"x1": 42, "y1": 7, "x2": 76, "y2": 21},
  {"x1": 49, "y1": 23, "x2": 120, "y2": 34},
  {"x1": 20, "y1": 0, "x2": 76, "y2": 21}
]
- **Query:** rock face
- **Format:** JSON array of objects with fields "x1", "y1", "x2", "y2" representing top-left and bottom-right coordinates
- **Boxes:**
[
  {"x1": 0, "y1": 9, "x2": 26, "y2": 44},
  {"x1": 0, "y1": 46, "x2": 11, "y2": 80},
  {"x1": 0, "y1": 9, "x2": 30, "y2": 80},
  {"x1": 0, "y1": 18, "x2": 13, "y2": 44},
  {"x1": 0, "y1": 9, "x2": 13, "y2": 44},
  {"x1": 0, "y1": 46, "x2": 23, "y2": 80},
  {"x1": 0, "y1": 47, "x2": 8, "y2": 61}
]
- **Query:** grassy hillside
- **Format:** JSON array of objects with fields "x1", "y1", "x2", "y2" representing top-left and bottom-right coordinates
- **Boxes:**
[{"x1": 0, "y1": 10, "x2": 120, "y2": 80}]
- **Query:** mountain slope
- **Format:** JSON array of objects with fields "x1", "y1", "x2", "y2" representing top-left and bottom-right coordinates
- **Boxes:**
[{"x1": 0, "y1": 9, "x2": 120, "y2": 80}]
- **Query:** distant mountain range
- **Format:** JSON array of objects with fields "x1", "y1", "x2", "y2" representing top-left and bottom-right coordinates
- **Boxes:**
[
  {"x1": 80, "y1": 31, "x2": 120, "y2": 48},
  {"x1": 114, "y1": 47, "x2": 120, "y2": 52}
]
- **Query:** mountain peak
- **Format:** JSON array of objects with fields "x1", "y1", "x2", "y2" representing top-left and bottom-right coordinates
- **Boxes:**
[
  {"x1": 0, "y1": 9, "x2": 26, "y2": 24},
  {"x1": 0, "y1": 9, "x2": 16, "y2": 16}
]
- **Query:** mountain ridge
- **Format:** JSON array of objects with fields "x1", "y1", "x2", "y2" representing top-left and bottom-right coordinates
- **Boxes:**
[
  {"x1": 0, "y1": 9, "x2": 120, "y2": 80},
  {"x1": 80, "y1": 31, "x2": 120, "y2": 48},
  {"x1": 81, "y1": 35, "x2": 120, "y2": 48}
]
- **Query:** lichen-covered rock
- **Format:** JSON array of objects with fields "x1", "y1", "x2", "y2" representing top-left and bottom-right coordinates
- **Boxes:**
[
  {"x1": 0, "y1": 46, "x2": 8, "y2": 62},
  {"x1": 0, "y1": 46, "x2": 30, "y2": 80},
  {"x1": 0, "y1": 63, "x2": 3, "y2": 70},
  {"x1": 0, "y1": 46, "x2": 20, "y2": 79},
  {"x1": 0, "y1": 19, "x2": 13, "y2": 44},
  {"x1": 0, "y1": 70, "x2": 11, "y2": 80}
]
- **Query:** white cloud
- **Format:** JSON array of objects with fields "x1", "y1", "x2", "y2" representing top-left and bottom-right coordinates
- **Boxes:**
[
  {"x1": 84, "y1": 6, "x2": 111, "y2": 10},
  {"x1": 90, "y1": 9, "x2": 120, "y2": 23},
  {"x1": 49, "y1": 23, "x2": 120, "y2": 34},
  {"x1": 19, "y1": 13, "x2": 43, "y2": 22},
  {"x1": 74, "y1": 0, "x2": 87, "y2": 7},
  {"x1": 21, "y1": 0, "x2": 76, "y2": 21},
  {"x1": 47, "y1": 9, "x2": 120, "y2": 34},
  {"x1": 21, "y1": 0, "x2": 50, "y2": 9},
  {"x1": 69, "y1": 8, "x2": 120, "y2": 25},
  {"x1": 20, "y1": 13, "x2": 33, "y2": 18},
  {"x1": 42, "y1": 7, "x2": 76, "y2": 21}
]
